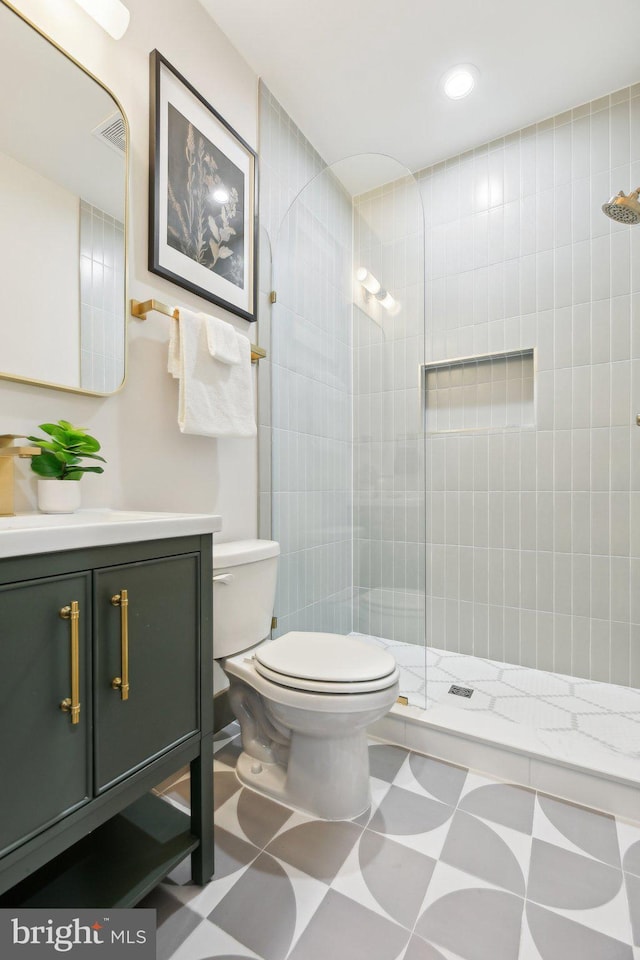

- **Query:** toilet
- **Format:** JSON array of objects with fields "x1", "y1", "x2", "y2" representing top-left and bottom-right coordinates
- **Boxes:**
[{"x1": 212, "y1": 539, "x2": 400, "y2": 820}]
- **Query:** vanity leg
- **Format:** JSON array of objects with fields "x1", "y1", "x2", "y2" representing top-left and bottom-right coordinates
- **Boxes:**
[{"x1": 190, "y1": 734, "x2": 214, "y2": 884}]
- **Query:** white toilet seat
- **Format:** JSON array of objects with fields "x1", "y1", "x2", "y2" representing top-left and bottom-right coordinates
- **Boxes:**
[
  {"x1": 253, "y1": 631, "x2": 398, "y2": 694},
  {"x1": 253, "y1": 660, "x2": 399, "y2": 694}
]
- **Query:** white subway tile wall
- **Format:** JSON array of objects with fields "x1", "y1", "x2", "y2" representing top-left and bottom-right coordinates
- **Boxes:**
[
  {"x1": 415, "y1": 85, "x2": 640, "y2": 686},
  {"x1": 260, "y1": 80, "x2": 640, "y2": 690},
  {"x1": 79, "y1": 199, "x2": 125, "y2": 393},
  {"x1": 352, "y1": 179, "x2": 426, "y2": 647},
  {"x1": 258, "y1": 85, "x2": 354, "y2": 636}
]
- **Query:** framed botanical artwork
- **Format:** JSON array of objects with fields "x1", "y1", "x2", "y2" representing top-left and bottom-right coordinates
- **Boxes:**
[{"x1": 149, "y1": 50, "x2": 257, "y2": 322}]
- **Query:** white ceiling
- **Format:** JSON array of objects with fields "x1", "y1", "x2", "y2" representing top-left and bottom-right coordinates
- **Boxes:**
[{"x1": 199, "y1": 0, "x2": 640, "y2": 178}]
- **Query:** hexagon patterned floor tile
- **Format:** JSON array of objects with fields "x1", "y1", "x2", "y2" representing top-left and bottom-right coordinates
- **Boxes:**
[{"x1": 355, "y1": 633, "x2": 640, "y2": 761}]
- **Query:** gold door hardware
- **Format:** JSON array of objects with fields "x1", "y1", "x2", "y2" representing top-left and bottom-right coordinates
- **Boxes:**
[
  {"x1": 60, "y1": 602, "x2": 81, "y2": 724},
  {"x1": 270, "y1": 291, "x2": 277, "y2": 304},
  {"x1": 396, "y1": 695, "x2": 409, "y2": 706},
  {"x1": 130, "y1": 299, "x2": 267, "y2": 363},
  {"x1": 111, "y1": 590, "x2": 130, "y2": 700}
]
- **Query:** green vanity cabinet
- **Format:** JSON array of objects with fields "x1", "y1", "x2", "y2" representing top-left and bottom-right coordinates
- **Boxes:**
[
  {"x1": 0, "y1": 533, "x2": 214, "y2": 907},
  {"x1": 93, "y1": 554, "x2": 200, "y2": 792},
  {"x1": 0, "y1": 573, "x2": 91, "y2": 857}
]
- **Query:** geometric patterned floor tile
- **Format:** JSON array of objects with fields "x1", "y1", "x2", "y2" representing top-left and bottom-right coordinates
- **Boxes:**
[
  {"x1": 626, "y1": 872, "x2": 640, "y2": 946},
  {"x1": 265, "y1": 819, "x2": 363, "y2": 882},
  {"x1": 137, "y1": 885, "x2": 202, "y2": 960},
  {"x1": 170, "y1": 917, "x2": 263, "y2": 960},
  {"x1": 458, "y1": 781, "x2": 535, "y2": 834},
  {"x1": 405, "y1": 754, "x2": 467, "y2": 806},
  {"x1": 527, "y1": 839, "x2": 623, "y2": 910},
  {"x1": 287, "y1": 889, "x2": 410, "y2": 960},
  {"x1": 369, "y1": 743, "x2": 411, "y2": 782},
  {"x1": 213, "y1": 769, "x2": 242, "y2": 812},
  {"x1": 357, "y1": 830, "x2": 437, "y2": 928},
  {"x1": 525, "y1": 901, "x2": 634, "y2": 960},
  {"x1": 208, "y1": 851, "x2": 298, "y2": 960},
  {"x1": 415, "y1": 886, "x2": 525, "y2": 960},
  {"x1": 625, "y1": 843, "x2": 640, "y2": 878},
  {"x1": 402, "y1": 938, "x2": 450, "y2": 960},
  {"x1": 536, "y1": 794, "x2": 621, "y2": 866},
  {"x1": 152, "y1": 721, "x2": 639, "y2": 960},
  {"x1": 439, "y1": 811, "x2": 526, "y2": 896},
  {"x1": 369, "y1": 785, "x2": 454, "y2": 838},
  {"x1": 233, "y1": 788, "x2": 294, "y2": 849}
]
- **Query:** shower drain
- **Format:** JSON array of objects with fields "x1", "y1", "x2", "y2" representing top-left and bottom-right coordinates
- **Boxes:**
[{"x1": 449, "y1": 685, "x2": 474, "y2": 698}]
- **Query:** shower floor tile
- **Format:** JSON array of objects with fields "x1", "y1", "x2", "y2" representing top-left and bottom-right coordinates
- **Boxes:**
[
  {"x1": 355, "y1": 633, "x2": 640, "y2": 768},
  {"x1": 142, "y1": 723, "x2": 640, "y2": 960}
]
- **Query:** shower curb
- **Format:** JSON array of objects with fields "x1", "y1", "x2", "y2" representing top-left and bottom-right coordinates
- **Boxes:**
[{"x1": 369, "y1": 707, "x2": 640, "y2": 822}]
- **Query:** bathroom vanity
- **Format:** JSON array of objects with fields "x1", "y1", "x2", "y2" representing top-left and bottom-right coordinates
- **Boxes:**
[{"x1": 0, "y1": 510, "x2": 219, "y2": 907}]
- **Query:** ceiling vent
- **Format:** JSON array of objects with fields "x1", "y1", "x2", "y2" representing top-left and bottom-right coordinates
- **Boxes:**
[{"x1": 91, "y1": 112, "x2": 126, "y2": 156}]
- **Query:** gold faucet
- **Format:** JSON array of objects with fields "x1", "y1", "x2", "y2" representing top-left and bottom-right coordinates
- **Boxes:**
[{"x1": 0, "y1": 435, "x2": 41, "y2": 516}]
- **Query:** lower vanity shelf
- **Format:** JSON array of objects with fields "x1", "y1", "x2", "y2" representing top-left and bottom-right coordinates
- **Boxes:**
[{"x1": 0, "y1": 794, "x2": 196, "y2": 908}]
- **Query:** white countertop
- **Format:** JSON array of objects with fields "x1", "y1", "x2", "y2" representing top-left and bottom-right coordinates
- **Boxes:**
[{"x1": 0, "y1": 510, "x2": 222, "y2": 559}]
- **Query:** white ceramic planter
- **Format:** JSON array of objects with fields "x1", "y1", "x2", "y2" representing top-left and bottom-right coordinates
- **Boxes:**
[{"x1": 37, "y1": 478, "x2": 81, "y2": 515}]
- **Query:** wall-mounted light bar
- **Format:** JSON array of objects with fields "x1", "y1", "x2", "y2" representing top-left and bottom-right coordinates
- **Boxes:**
[{"x1": 355, "y1": 268, "x2": 400, "y2": 315}]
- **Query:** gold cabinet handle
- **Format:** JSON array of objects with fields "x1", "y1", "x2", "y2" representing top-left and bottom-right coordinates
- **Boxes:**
[
  {"x1": 111, "y1": 589, "x2": 129, "y2": 700},
  {"x1": 59, "y1": 601, "x2": 81, "y2": 724}
]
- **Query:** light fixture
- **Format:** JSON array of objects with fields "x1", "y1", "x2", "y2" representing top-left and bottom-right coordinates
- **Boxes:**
[
  {"x1": 356, "y1": 268, "x2": 400, "y2": 315},
  {"x1": 211, "y1": 187, "x2": 230, "y2": 204},
  {"x1": 440, "y1": 64, "x2": 479, "y2": 100},
  {"x1": 355, "y1": 267, "x2": 381, "y2": 296},
  {"x1": 71, "y1": 0, "x2": 130, "y2": 40}
]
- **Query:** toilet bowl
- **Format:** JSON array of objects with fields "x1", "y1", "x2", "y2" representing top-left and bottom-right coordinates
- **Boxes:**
[{"x1": 213, "y1": 540, "x2": 400, "y2": 820}]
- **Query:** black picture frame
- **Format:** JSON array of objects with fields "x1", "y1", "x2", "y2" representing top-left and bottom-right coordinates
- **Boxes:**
[{"x1": 149, "y1": 50, "x2": 257, "y2": 322}]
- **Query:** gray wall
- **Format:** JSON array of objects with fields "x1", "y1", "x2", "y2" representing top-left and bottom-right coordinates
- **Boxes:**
[
  {"x1": 413, "y1": 85, "x2": 640, "y2": 685},
  {"x1": 258, "y1": 85, "x2": 354, "y2": 636}
]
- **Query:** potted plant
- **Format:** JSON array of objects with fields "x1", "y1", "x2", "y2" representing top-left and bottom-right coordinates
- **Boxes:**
[{"x1": 28, "y1": 420, "x2": 106, "y2": 514}]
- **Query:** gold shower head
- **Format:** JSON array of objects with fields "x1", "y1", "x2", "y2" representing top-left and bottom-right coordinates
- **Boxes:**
[{"x1": 602, "y1": 188, "x2": 640, "y2": 225}]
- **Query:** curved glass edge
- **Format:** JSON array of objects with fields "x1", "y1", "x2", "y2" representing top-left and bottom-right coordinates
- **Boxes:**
[{"x1": 268, "y1": 153, "x2": 428, "y2": 710}]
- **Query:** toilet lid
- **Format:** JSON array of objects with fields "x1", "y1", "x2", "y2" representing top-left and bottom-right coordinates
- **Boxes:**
[{"x1": 254, "y1": 632, "x2": 397, "y2": 688}]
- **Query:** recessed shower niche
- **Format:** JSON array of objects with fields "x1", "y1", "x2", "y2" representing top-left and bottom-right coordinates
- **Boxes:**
[{"x1": 423, "y1": 347, "x2": 535, "y2": 434}]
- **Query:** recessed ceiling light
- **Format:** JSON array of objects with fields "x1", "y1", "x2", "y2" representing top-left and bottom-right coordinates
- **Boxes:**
[{"x1": 440, "y1": 64, "x2": 479, "y2": 100}]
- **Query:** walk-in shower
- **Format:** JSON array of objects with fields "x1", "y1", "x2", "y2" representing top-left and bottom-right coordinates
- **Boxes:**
[{"x1": 258, "y1": 81, "x2": 640, "y2": 817}]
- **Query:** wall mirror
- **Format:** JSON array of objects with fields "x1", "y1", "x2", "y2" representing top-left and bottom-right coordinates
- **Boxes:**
[{"x1": 0, "y1": 0, "x2": 128, "y2": 395}]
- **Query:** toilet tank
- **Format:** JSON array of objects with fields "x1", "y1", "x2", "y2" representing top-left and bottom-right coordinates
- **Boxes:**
[{"x1": 212, "y1": 540, "x2": 280, "y2": 658}]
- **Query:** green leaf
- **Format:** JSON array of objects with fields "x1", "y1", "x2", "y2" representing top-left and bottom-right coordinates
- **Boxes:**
[
  {"x1": 37, "y1": 423, "x2": 62, "y2": 437},
  {"x1": 66, "y1": 466, "x2": 104, "y2": 479},
  {"x1": 73, "y1": 452, "x2": 106, "y2": 463},
  {"x1": 30, "y1": 451, "x2": 64, "y2": 478}
]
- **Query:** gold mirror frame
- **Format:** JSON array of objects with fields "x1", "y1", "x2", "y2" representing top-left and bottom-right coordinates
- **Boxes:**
[{"x1": 0, "y1": 0, "x2": 129, "y2": 397}]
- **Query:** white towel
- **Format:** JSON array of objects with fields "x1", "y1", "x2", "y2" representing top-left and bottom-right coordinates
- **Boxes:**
[
  {"x1": 169, "y1": 308, "x2": 256, "y2": 438},
  {"x1": 203, "y1": 314, "x2": 241, "y2": 365}
]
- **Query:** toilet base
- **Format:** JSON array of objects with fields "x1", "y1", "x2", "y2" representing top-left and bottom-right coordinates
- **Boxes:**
[{"x1": 235, "y1": 728, "x2": 372, "y2": 821}]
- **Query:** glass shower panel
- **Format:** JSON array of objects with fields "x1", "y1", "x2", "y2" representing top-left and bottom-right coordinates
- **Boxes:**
[
  {"x1": 271, "y1": 155, "x2": 427, "y2": 709},
  {"x1": 271, "y1": 164, "x2": 354, "y2": 639}
]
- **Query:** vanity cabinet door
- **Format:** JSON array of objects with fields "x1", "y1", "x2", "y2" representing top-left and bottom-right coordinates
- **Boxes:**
[
  {"x1": 93, "y1": 554, "x2": 200, "y2": 792},
  {"x1": 0, "y1": 574, "x2": 91, "y2": 856}
]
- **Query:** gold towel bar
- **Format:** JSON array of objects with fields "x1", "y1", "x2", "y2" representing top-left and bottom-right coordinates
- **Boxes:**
[{"x1": 130, "y1": 299, "x2": 267, "y2": 363}]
